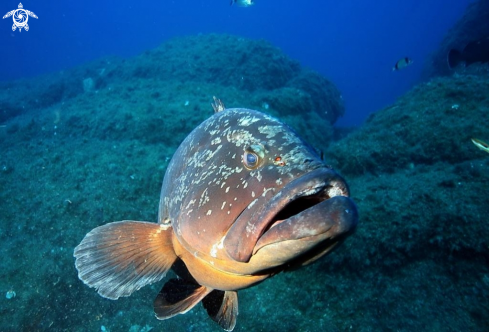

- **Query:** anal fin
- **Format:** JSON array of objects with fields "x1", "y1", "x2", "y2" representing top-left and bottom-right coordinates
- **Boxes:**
[
  {"x1": 74, "y1": 220, "x2": 176, "y2": 300},
  {"x1": 202, "y1": 290, "x2": 239, "y2": 331},
  {"x1": 154, "y1": 278, "x2": 212, "y2": 319}
]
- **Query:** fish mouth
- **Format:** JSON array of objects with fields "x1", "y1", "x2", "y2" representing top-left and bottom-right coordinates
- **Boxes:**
[{"x1": 224, "y1": 167, "x2": 358, "y2": 263}]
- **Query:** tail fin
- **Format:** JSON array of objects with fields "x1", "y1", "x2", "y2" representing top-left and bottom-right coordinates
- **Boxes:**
[
  {"x1": 74, "y1": 221, "x2": 177, "y2": 300},
  {"x1": 448, "y1": 49, "x2": 464, "y2": 69}
]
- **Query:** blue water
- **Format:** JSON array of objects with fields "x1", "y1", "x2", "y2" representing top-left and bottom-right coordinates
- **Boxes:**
[{"x1": 0, "y1": 0, "x2": 473, "y2": 126}]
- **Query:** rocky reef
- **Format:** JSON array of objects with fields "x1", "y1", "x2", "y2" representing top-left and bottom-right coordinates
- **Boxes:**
[
  {"x1": 1, "y1": 32, "x2": 488, "y2": 331},
  {"x1": 423, "y1": 0, "x2": 489, "y2": 78},
  {"x1": 0, "y1": 34, "x2": 344, "y2": 152},
  {"x1": 321, "y1": 72, "x2": 489, "y2": 330},
  {"x1": 329, "y1": 74, "x2": 489, "y2": 175}
]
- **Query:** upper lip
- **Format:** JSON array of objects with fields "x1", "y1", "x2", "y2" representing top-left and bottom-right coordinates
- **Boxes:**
[{"x1": 223, "y1": 167, "x2": 351, "y2": 263}]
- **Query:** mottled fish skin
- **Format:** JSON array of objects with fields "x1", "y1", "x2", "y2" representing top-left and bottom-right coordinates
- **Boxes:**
[
  {"x1": 159, "y1": 108, "x2": 343, "y2": 273},
  {"x1": 73, "y1": 106, "x2": 357, "y2": 330}
]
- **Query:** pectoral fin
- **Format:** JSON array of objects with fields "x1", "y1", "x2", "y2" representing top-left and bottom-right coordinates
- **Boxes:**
[
  {"x1": 154, "y1": 278, "x2": 212, "y2": 319},
  {"x1": 203, "y1": 290, "x2": 239, "y2": 331},
  {"x1": 73, "y1": 221, "x2": 176, "y2": 300}
]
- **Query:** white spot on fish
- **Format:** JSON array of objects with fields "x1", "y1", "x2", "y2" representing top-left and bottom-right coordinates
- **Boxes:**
[
  {"x1": 246, "y1": 221, "x2": 257, "y2": 235},
  {"x1": 256, "y1": 171, "x2": 262, "y2": 182},
  {"x1": 199, "y1": 188, "x2": 209, "y2": 207},
  {"x1": 211, "y1": 137, "x2": 221, "y2": 145},
  {"x1": 185, "y1": 199, "x2": 196, "y2": 209},
  {"x1": 206, "y1": 210, "x2": 212, "y2": 216},
  {"x1": 204, "y1": 145, "x2": 222, "y2": 161},
  {"x1": 248, "y1": 198, "x2": 258, "y2": 209},
  {"x1": 210, "y1": 245, "x2": 217, "y2": 258},
  {"x1": 210, "y1": 236, "x2": 226, "y2": 258},
  {"x1": 258, "y1": 125, "x2": 284, "y2": 139},
  {"x1": 238, "y1": 116, "x2": 260, "y2": 127},
  {"x1": 157, "y1": 223, "x2": 172, "y2": 232}
]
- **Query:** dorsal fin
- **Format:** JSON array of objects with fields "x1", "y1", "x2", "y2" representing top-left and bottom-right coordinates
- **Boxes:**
[
  {"x1": 211, "y1": 96, "x2": 226, "y2": 113},
  {"x1": 153, "y1": 278, "x2": 212, "y2": 319},
  {"x1": 74, "y1": 220, "x2": 177, "y2": 300}
]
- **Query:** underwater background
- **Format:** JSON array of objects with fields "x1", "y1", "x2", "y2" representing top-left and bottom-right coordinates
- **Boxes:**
[{"x1": 0, "y1": 0, "x2": 488, "y2": 331}]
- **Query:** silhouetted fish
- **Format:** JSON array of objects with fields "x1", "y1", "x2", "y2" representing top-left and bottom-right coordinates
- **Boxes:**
[
  {"x1": 393, "y1": 57, "x2": 413, "y2": 71},
  {"x1": 230, "y1": 0, "x2": 254, "y2": 7},
  {"x1": 74, "y1": 101, "x2": 358, "y2": 331},
  {"x1": 448, "y1": 37, "x2": 489, "y2": 69}
]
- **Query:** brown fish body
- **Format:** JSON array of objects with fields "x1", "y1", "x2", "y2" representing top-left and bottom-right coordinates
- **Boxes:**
[{"x1": 74, "y1": 107, "x2": 358, "y2": 330}]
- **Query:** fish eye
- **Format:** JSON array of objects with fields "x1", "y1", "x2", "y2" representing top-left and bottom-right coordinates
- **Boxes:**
[
  {"x1": 244, "y1": 151, "x2": 258, "y2": 168},
  {"x1": 243, "y1": 144, "x2": 265, "y2": 170}
]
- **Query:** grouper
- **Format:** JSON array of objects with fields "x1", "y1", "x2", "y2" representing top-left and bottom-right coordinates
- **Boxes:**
[{"x1": 74, "y1": 99, "x2": 358, "y2": 331}]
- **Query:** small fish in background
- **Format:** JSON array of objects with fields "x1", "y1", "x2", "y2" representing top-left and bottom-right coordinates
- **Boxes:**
[
  {"x1": 392, "y1": 57, "x2": 413, "y2": 71},
  {"x1": 471, "y1": 138, "x2": 489, "y2": 154},
  {"x1": 448, "y1": 37, "x2": 489, "y2": 69},
  {"x1": 230, "y1": 0, "x2": 254, "y2": 7}
]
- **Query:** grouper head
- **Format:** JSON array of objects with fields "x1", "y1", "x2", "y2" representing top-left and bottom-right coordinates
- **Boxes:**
[{"x1": 159, "y1": 108, "x2": 358, "y2": 285}]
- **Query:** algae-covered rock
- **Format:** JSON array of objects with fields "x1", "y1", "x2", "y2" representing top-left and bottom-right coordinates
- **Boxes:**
[
  {"x1": 423, "y1": 0, "x2": 489, "y2": 78},
  {"x1": 129, "y1": 34, "x2": 300, "y2": 91},
  {"x1": 327, "y1": 74, "x2": 489, "y2": 176},
  {"x1": 310, "y1": 70, "x2": 489, "y2": 332},
  {"x1": 0, "y1": 57, "x2": 120, "y2": 123},
  {"x1": 323, "y1": 71, "x2": 489, "y2": 268},
  {"x1": 0, "y1": 34, "x2": 344, "y2": 132},
  {"x1": 122, "y1": 34, "x2": 344, "y2": 125},
  {"x1": 287, "y1": 70, "x2": 344, "y2": 123}
]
